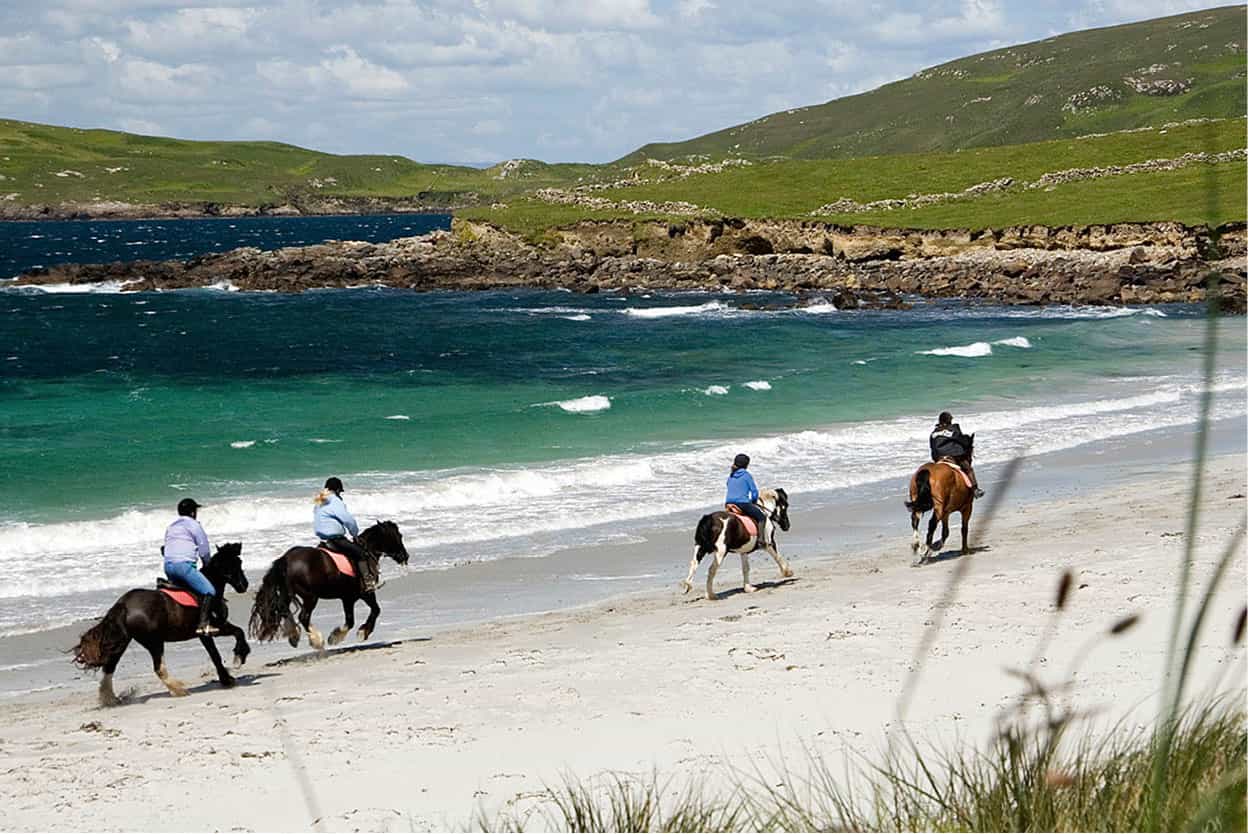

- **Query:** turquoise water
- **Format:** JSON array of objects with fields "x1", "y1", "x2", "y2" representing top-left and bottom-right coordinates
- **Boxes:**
[{"x1": 1, "y1": 283, "x2": 1245, "y2": 637}]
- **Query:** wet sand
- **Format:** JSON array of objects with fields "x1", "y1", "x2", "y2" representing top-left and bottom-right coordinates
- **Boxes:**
[{"x1": 0, "y1": 449, "x2": 1244, "y2": 831}]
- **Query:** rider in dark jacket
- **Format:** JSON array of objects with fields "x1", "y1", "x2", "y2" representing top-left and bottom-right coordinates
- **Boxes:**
[{"x1": 930, "y1": 412, "x2": 984, "y2": 498}]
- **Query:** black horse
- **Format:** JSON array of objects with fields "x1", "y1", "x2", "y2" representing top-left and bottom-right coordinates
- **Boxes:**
[
  {"x1": 72, "y1": 542, "x2": 250, "y2": 706},
  {"x1": 249, "y1": 521, "x2": 409, "y2": 651}
]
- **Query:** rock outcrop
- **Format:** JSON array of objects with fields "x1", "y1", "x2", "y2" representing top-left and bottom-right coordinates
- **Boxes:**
[{"x1": 13, "y1": 218, "x2": 1246, "y2": 313}]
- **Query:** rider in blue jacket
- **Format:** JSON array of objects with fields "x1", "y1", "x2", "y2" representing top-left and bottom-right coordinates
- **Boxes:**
[
  {"x1": 725, "y1": 453, "x2": 768, "y2": 531},
  {"x1": 314, "y1": 477, "x2": 378, "y2": 592},
  {"x1": 163, "y1": 498, "x2": 218, "y2": 635}
]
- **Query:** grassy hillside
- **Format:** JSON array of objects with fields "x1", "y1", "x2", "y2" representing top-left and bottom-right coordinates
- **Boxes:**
[
  {"x1": 0, "y1": 120, "x2": 601, "y2": 207},
  {"x1": 627, "y1": 5, "x2": 1246, "y2": 162},
  {"x1": 460, "y1": 118, "x2": 1247, "y2": 236}
]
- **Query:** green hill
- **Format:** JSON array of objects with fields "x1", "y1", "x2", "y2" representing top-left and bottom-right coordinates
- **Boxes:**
[
  {"x1": 625, "y1": 5, "x2": 1246, "y2": 162},
  {"x1": 0, "y1": 120, "x2": 599, "y2": 209}
]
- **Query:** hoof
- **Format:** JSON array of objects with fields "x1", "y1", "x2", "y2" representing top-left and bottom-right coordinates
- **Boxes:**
[
  {"x1": 679, "y1": 581, "x2": 692, "y2": 594},
  {"x1": 705, "y1": 593, "x2": 718, "y2": 602},
  {"x1": 357, "y1": 627, "x2": 373, "y2": 642},
  {"x1": 328, "y1": 627, "x2": 349, "y2": 646},
  {"x1": 219, "y1": 673, "x2": 237, "y2": 689},
  {"x1": 781, "y1": 568, "x2": 794, "y2": 578},
  {"x1": 168, "y1": 684, "x2": 190, "y2": 698},
  {"x1": 911, "y1": 558, "x2": 926, "y2": 568},
  {"x1": 286, "y1": 632, "x2": 300, "y2": 649},
  {"x1": 743, "y1": 584, "x2": 757, "y2": 594},
  {"x1": 233, "y1": 651, "x2": 249, "y2": 667}
]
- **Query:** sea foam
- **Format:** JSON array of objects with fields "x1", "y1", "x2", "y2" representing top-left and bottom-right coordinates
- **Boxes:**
[
  {"x1": 548, "y1": 395, "x2": 612, "y2": 413},
  {"x1": 919, "y1": 341, "x2": 993, "y2": 357}
]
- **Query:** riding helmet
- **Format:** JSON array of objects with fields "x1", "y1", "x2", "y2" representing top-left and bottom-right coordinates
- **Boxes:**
[
  {"x1": 324, "y1": 476, "x2": 345, "y2": 494},
  {"x1": 177, "y1": 498, "x2": 202, "y2": 517},
  {"x1": 732, "y1": 453, "x2": 750, "y2": 470},
  {"x1": 938, "y1": 411, "x2": 953, "y2": 425}
]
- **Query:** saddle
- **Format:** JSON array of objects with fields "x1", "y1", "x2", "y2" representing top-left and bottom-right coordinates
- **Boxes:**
[
  {"x1": 156, "y1": 578, "x2": 200, "y2": 607},
  {"x1": 318, "y1": 546, "x2": 357, "y2": 578},
  {"x1": 936, "y1": 458, "x2": 975, "y2": 490},
  {"x1": 725, "y1": 505, "x2": 759, "y2": 539}
]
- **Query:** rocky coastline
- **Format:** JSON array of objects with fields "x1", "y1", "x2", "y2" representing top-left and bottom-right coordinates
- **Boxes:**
[
  {"x1": 12, "y1": 218, "x2": 1247, "y2": 312},
  {"x1": 0, "y1": 195, "x2": 467, "y2": 221}
]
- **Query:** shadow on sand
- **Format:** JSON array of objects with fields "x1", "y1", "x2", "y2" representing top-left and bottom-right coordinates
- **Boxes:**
[
  {"x1": 688, "y1": 576, "x2": 799, "y2": 603},
  {"x1": 263, "y1": 636, "x2": 431, "y2": 668},
  {"x1": 128, "y1": 671, "x2": 280, "y2": 704}
]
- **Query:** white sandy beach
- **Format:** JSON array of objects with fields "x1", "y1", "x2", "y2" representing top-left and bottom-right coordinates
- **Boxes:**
[{"x1": 0, "y1": 454, "x2": 1244, "y2": 832}]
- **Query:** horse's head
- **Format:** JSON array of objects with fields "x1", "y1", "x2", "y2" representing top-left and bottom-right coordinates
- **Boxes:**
[
  {"x1": 759, "y1": 488, "x2": 791, "y2": 532},
  {"x1": 208, "y1": 542, "x2": 248, "y2": 593},
  {"x1": 361, "y1": 520, "x2": 409, "y2": 565}
]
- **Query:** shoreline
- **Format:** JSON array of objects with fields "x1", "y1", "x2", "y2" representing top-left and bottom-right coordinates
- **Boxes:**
[
  {"x1": 0, "y1": 447, "x2": 1243, "y2": 831},
  {"x1": 10, "y1": 217, "x2": 1246, "y2": 310}
]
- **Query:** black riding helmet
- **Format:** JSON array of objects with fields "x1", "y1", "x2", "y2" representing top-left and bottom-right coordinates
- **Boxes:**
[
  {"x1": 324, "y1": 477, "x2": 344, "y2": 495},
  {"x1": 732, "y1": 453, "x2": 750, "y2": 471},
  {"x1": 177, "y1": 498, "x2": 201, "y2": 517},
  {"x1": 938, "y1": 411, "x2": 953, "y2": 426}
]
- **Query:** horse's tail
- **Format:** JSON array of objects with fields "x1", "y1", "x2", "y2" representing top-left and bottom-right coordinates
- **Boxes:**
[
  {"x1": 694, "y1": 513, "x2": 718, "y2": 563},
  {"x1": 906, "y1": 468, "x2": 934, "y2": 513},
  {"x1": 249, "y1": 557, "x2": 291, "y2": 642},
  {"x1": 72, "y1": 598, "x2": 129, "y2": 670}
]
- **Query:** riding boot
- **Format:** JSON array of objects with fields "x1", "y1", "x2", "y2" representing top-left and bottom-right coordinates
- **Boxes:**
[
  {"x1": 966, "y1": 465, "x2": 985, "y2": 499},
  {"x1": 195, "y1": 593, "x2": 219, "y2": 636},
  {"x1": 360, "y1": 557, "x2": 380, "y2": 594}
]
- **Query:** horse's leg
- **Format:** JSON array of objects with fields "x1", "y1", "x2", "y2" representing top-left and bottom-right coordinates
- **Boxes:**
[
  {"x1": 705, "y1": 543, "x2": 727, "y2": 601},
  {"x1": 923, "y1": 513, "x2": 940, "y2": 560},
  {"x1": 141, "y1": 638, "x2": 188, "y2": 697},
  {"x1": 218, "y1": 621, "x2": 250, "y2": 666},
  {"x1": 99, "y1": 641, "x2": 130, "y2": 707},
  {"x1": 298, "y1": 595, "x2": 325, "y2": 652},
  {"x1": 961, "y1": 505, "x2": 973, "y2": 555},
  {"x1": 199, "y1": 635, "x2": 236, "y2": 688},
  {"x1": 764, "y1": 541, "x2": 793, "y2": 579},
  {"x1": 358, "y1": 592, "x2": 380, "y2": 641},
  {"x1": 911, "y1": 511, "x2": 922, "y2": 555},
  {"x1": 741, "y1": 551, "x2": 755, "y2": 594},
  {"x1": 680, "y1": 545, "x2": 700, "y2": 594},
  {"x1": 938, "y1": 517, "x2": 950, "y2": 552},
  {"x1": 329, "y1": 598, "x2": 355, "y2": 645}
]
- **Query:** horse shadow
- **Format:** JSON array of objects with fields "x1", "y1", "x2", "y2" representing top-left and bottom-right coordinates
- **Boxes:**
[
  {"x1": 263, "y1": 637, "x2": 431, "y2": 668},
  {"x1": 128, "y1": 672, "x2": 280, "y2": 704},
  {"x1": 690, "y1": 576, "x2": 799, "y2": 602},
  {"x1": 921, "y1": 544, "x2": 992, "y2": 565}
]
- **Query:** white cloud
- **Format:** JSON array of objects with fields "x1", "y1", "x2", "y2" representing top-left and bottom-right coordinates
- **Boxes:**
[
  {"x1": 117, "y1": 58, "x2": 222, "y2": 101},
  {"x1": 118, "y1": 117, "x2": 164, "y2": 135}
]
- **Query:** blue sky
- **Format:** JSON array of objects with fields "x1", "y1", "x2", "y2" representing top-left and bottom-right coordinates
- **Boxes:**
[{"x1": 0, "y1": 0, "x2": 1224, "y2": 164}]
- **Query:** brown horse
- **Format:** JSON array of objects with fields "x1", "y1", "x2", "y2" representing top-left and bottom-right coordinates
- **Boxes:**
[
  {"x1": 71, "y1": 543, "x2": 250, "y2": 706},
  {"x1": 906, "y1": 436, "x2": 975, "y2": 565},
  {"x1": 248, "y1": 521, "x2": 409, "y2": 651}
]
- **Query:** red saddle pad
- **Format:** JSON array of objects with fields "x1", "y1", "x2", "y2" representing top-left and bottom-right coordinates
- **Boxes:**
[
  {"x1": 319, "y1": 547, "x2": 356, "y2": 578},
  {"x1": 726, "y1": 506, "x2": 758, "y2": 538},
  {"x1": 160, "y1": 588, "x2": 198, "y2": 607}
]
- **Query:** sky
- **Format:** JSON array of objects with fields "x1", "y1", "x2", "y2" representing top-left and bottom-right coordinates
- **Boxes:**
[{"x1": 0, "y1": 0, "x2": 1226, "y2": 164}]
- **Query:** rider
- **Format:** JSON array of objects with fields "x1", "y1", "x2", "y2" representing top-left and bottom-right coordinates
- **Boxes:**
[
  {"x1": 725, "y1": 453, "x2": 768, "y2": 532},
  {"x1": 929, "y1": 412, "x2": 984, "y2": 498},
  {"x1": 163, "y1": 498, "x2": 218, "y2": 636},
  {"x1": 313, "y1": 477, "x2": 378, "y2": 593}
]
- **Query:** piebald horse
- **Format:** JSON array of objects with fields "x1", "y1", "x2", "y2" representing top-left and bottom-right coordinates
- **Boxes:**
[
  {"x1": 681, "y1": 488, "x2": 793, "y2": 601},
  {"x1": 906, "y1": 435, "x2": 975, "y2": 565}
]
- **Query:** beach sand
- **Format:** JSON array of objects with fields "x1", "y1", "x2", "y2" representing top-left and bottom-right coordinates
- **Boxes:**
[{"x1": 0, "y1": 454, "x2": 1244, "y2": 832}]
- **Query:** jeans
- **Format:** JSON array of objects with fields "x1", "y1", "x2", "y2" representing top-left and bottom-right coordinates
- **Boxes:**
[
  {"x1": 726, "y1": 502, "x2": 768, "y2": 528},
  {"x1": 165, "y1": 560, "x2": 215, "y2": 596}
]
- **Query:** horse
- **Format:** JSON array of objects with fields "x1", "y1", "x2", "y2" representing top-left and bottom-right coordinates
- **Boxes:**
[
  {"x1": 681, "y1": 488, "x2": 793, "y2": 601},
  {"x1": 906, "y1": 435, "x2": 975, "y2": 565},
  {"x1": 249, "y1": 521, "x2": 409, "y2": 652},
  {"x1": 71, "y1": 543, "x2": 250, "y2": 706}
]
